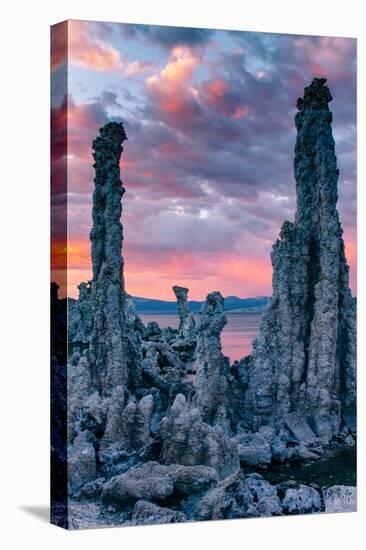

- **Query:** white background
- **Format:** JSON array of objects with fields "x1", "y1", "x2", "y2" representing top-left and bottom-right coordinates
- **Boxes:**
[{"x1": 0, "y1": 0, "x2": 364, "y2": 548}]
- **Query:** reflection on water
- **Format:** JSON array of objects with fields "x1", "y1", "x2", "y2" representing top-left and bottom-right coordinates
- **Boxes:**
[{"x1": 140, "y1": 312, "x2": 261, "y2": 362}]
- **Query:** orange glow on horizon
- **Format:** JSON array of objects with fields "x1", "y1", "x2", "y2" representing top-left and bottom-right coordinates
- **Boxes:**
[{"x1": 61, "y1": 236, "x2": 357, "y2": 300}]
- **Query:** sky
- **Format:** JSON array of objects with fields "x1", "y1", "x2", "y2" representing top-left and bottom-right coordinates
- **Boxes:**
[{"x1": 51, "y1": 20, "x2": 356, "y2": 300}]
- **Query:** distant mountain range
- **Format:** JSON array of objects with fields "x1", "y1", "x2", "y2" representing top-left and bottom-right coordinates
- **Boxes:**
[{"x1": 132, "y1": 295, "x2": 269, "y2": 314}]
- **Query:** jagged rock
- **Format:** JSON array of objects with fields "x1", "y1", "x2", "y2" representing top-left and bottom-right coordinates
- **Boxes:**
[
  {"x1": 68, "y1": 281, "x2": 93, "y2": 345},
  {"x1": 102, "y1": 462, "x2": 174, "y2": 504},
  {"x1": 69, "y1": 390, "x2": 109, "y2": 449},
  {"x1": 100, "y1": 386, "x2": 126, "y2": 448},
  {"x1": 67, "y1": 351, "x2": 92, "y2": 442},
  {"x1": 258, "y1": 425, "x2": 276, "y2": 442},
  {"x1": 233, "y1": 432, "x2": 272, "y2": 467},
  {"x1": 171, "y1": 286, "x2": 196, "y2": 360},
  {"x1": 81, "y1": 391, "x2": 108, "y2": 432},
  {"x1": 157, "y1": 342, "x2": 186, "y2": 372},
  {"x1": 161, "y1": 326, "x2": 179, "y2": 344},
  {"x1": 74, "y1": 478, "x2": 104, "y2": 501},
  {"x1": 69, "y1": 430, "x2": 96, "y2": 493},
  {"x1": 194, "y1": 291, "x2": 231, "y2": 426},
  {"x1": 140, "y1": 343, "x2": 171, "y2": 394},
  {"x1": 140, "y1": 342, "x2": 193, "y2": 402},
  {"x1": 88, "y1": 122, "x2": 129, "y2": 397},
  {"x1": 323, "y1": 485, "x2": 356, "y2": 513},
  {"x1": 68, "y1": 352, "x2": 91, "y2": 405},
  {"x1": 194, "y1": 471, "x2": 281, "y2": 521},
  {"x1": 102, "y1": 393, "x2": 154, "y2": 453},
  {"x1": 344, "y1": 434, "x2": 355, "y2": 446},
  {"x1": 282, "y1": 484, "x2": 321, "y2": 514},
  {"x1": 131, "y1": 500, "x2": 187, "y2": 525},
  {"x1": 295, "y1": 445, "x2": 320, "y2": 461},
  {"x1": 194, "y1": 472, "x2": 250, "y2": 521},
  {"x1": 271, "y1": 430, "x2": 289, "y2": 463},
  {"x1": 102, "y1": 461, "x2": 218, "y2": 505},
  {"x1": 146, "y1": 321, "x2": 162, "y2": 339},
  {"x1": 124, "y1": 296, "x2": 144, "y2": 391},
  {"x1": 245, "y1": 79, "x2": 356, "y2": 439},
  {"x1": 245, "y1": 474, "x2": 282, "y2": 516},
  {"x1": 124, "y1": 294, "x2": 146, "y2": 336},
  {"x1": 160, "y1": 394, "x2": 239, "y2": 479},
  {"x1": 172, "y1": 464, "x2": 218, "y2": 495},
  {"x1": 284, "y1": 413, "x2": 317, "y2": 443},
  {"x1": 173, "y1": 286, "x2": 196, "y2": 340}
]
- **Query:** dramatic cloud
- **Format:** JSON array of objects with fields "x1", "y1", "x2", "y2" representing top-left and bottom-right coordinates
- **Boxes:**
[
  {"x1": 68, "y1": 20, "x2": 122, "y2": 71},
  {"x1": 202, "y1": 79, "x2": 249, "y2": 119},
  {"x1": 67, "y1": 20, "x2": 155, "y2": 76},
  {"x1": 62, "y1": 24, "x2": 357, "y2": 299}
]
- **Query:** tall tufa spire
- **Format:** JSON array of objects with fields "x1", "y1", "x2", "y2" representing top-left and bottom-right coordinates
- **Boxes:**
[
  {"x1": 245, "y1": 79, "x2": 356, "y2": 439},
  {"x1": 89, "y1": 122, "x2": 129, "y2": 397}
]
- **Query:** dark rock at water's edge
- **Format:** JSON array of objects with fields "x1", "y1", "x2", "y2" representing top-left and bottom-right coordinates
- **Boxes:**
[{"x1": 60, "y1": 80, "x2": 356, "y2": 529}]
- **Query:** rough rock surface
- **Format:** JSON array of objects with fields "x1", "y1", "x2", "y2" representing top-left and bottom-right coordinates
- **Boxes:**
[
  {"x1": 245, "y1": 78, "x2": 356, "y2": 439},
  {"x1": 160, "y1": 394, "x2": 239, "y2": 479},
  {"x1": 194, "y1": 471, "x2": 281, "y2": 521},
  {"x1": 88, "y1": 122, "x2": 129, "y2": 397},
  {"x1": 233, "y1": 432, "x2": 272, "y2": 467},
  {"x1": 323, "y1": 485, "x2": 357, "y2": 513},
  {"x1": 195, "y1": 292, "x2": 231, "y2": 426},
  {"x1": 131, "y1": 500, "x2": 187, "y2": 525},
  {"x1": 102, "y1": 393, "x2": 154, "y2": 453},
  {"x1": 102, "y1": 461, "x2": 218, "y2": 505},
  {"x1": 171, "y1": 286, "x2": 196, "y2": 360},
  {"x1": 68, "y1": 282, "x2": 93, "y2": 345},
  {"x1": 281, "y1": 484, "x2": 321, "y2": 514},
  {"x1": 69, "y1": 430, "x2": 96, "y2": 493}
]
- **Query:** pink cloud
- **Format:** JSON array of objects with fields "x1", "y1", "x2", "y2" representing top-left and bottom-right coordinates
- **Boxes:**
[
  {"x1": 145, "y1": 46, "x2": 200, "y2": 116},
  {"x1": 68, "y1": 20, "x2": 121, "y2": 71},
  {"x1": 67, "y1": 21, "x2": 154, "y2": 76},
  {"x1": 202, "y1": 78, "x2": 248, "y2": 119},
  {"x1": 294, "y1": 36, "x2": 356, "y2": 79},
  {"x1": 124, "y1": 60, "x2": 155, "y2": 76}
]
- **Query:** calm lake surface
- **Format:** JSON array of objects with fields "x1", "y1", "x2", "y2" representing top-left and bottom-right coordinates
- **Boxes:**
[{"x1": 140, "y1": 312, "x2": 262, "y2": 362}]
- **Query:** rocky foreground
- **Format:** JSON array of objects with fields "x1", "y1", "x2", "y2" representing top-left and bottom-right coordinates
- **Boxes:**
[{"x1": 53, "y1": 79, "x2": 356, "y2": 529}]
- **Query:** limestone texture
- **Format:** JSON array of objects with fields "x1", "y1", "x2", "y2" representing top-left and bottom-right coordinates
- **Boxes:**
[
  {"x1": 281, "y1": 484, "x2": 321, "y2": 514},
  {"x1": 131, "y1": 500, "x2": 187, "y2": 525},
  {"x1": 195, "y1": 292, "x2": 231, "y2": 426},
  {"x1": 88, "y1": 122, "x2": 129, "y2": 397},
  {"x1": 61, "y1": 80, "x2": 356, "y2": 529},
  {"x1": 68, "y1": 282, "x2": 93, "y2": 345},
  {"x1": 245, "y1": 78, "x2": 356, "y2": 440},
  {"x1": 323, "y1": 485, "x2": 357, "y2": 513},
  {"x1": 171, "y1": 286, "x2": 196, "y2": 360}
]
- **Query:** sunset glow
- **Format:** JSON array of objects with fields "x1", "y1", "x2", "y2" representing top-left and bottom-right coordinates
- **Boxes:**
[{"x1": 51, "y1": 21, "x2": 356, "y2": 300}]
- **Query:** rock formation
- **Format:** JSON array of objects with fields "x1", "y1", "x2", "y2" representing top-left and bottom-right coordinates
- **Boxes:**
[
  {"x1": 245, "y1": 78, "x2": 356, "y2": 440},
  {"x1": 195, "y1": 291, "x2": 231, "y2": 426},
  {"x1": 59, "y1": 79, "x2": 356, "y2": 529},
  {"x1": 171, "y1": 285, "x2": 196, "y2": 360},
  {"x1": 88, "y1": 122, "x2": 129, "y2": 397},
  {"x1": 159, "y1": 393, "x2": 239, "y2": 479},
  {"x1": 68, "y1": 281, "x2": 93, "y2": 346}
]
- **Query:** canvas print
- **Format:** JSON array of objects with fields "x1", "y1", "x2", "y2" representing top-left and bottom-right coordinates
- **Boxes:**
[{"x1": 50, "y1": 20, "x2": 357, "y2": 529}]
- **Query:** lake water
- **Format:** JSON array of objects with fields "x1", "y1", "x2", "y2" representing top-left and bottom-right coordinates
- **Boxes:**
[
  {"x1": 140, "y1": 312, "x2": 262, "y2": 362},
  {"x1": 254, "y1": 446, "x2": 356, "y2": 488}
]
